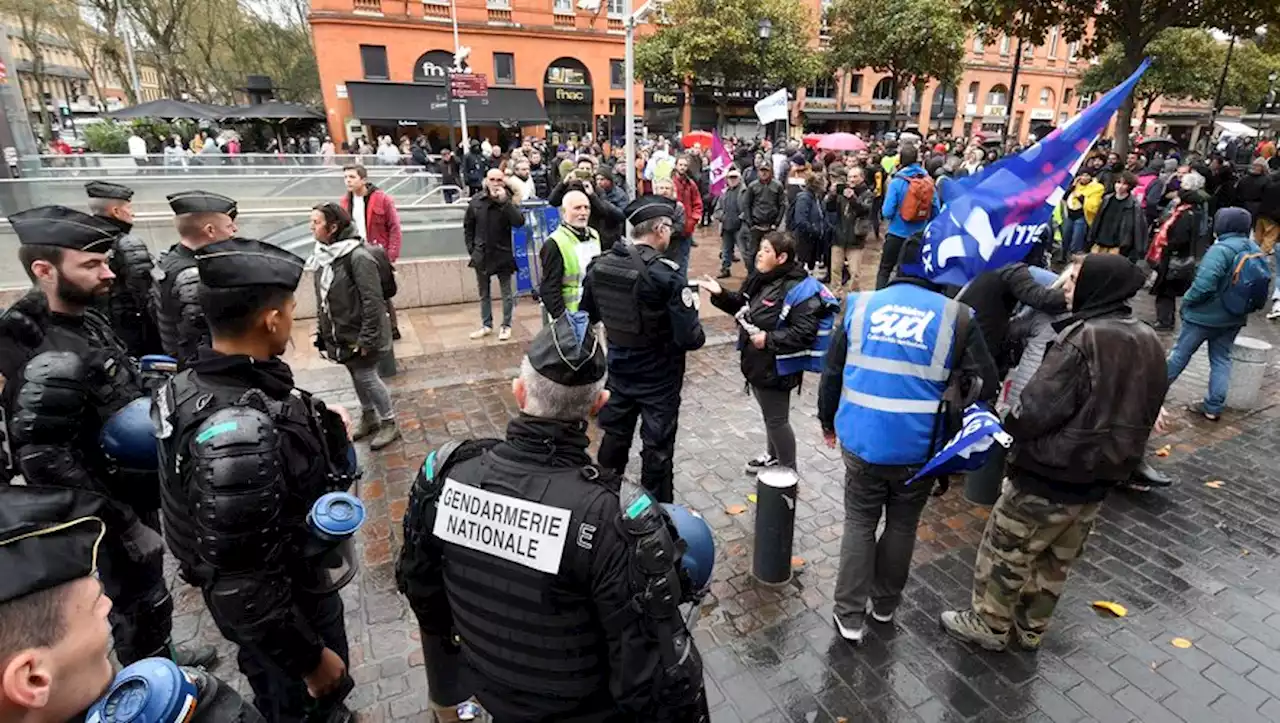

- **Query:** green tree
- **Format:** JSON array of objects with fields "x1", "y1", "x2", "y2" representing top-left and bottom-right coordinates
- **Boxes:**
[
  {"x1": 1219, "y1": 40, "x2": 1280, "y2": 114},
  {"x1": 960, "y1": 0, "x2": 1280, "y2": 155},
  {"x1": 1078, "y1": 28, "x2": 1220, "y2": 132},
  {"x1": 634, "y1": 0, "x2": 822, "y2": 127},
  {"x1": 825, "y1": 0, "x2": 966, "y2": 129}
]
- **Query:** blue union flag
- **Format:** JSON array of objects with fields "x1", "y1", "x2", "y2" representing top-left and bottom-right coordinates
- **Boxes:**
[
  {"x1": 908, "y1": 404, "x2": 1012, "y2": 484},
  {"x1": 920, "y1": 59, "x2": 1152, "y2": 287}
]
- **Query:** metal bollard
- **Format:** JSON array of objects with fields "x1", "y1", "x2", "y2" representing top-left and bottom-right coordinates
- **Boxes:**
[
  {"x1": 752, "y1": 467, "x2": 798, "y2": 586},
  {"x1": 1226, "y1": 336, "x2": 1273, "y2": 410}
]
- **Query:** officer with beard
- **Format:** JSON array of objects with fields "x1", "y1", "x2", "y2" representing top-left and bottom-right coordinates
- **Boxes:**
[
  {"x1": 151, "y1": 191, "x2": 237, "y2": 366},
  {"x1": 0, "y1": 206, "x2": 217, "y2": 670},
  {"x1": 397, "y1": 313, "x2": 709, "y2": 722},
  {"x1": 580, "y1": 195, "x2": 706, "y2": 503},
  {"x1": 0, "y1": 483, "x2": 262, "y2": 723},
  {"x1": 153, "y1": 238, "x2": 358, "y2": 723},
  {"x1": 85, "y1": 181, "x2": 163, "y2": 358}
]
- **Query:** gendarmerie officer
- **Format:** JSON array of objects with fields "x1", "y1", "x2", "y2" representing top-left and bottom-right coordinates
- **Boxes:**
[
  {"x1": 0, "y1": 206, "x2": 216, "y2": 670},
  {"x1": 0, "y1": 483, "x2": 262, "y2": 723},
  {"x1": 85, "y1": 180, "x2": 163, "y2": 358},
  {"x1": 154, "y1": 238, "x2": 357, "y2": 723},
  {"x1": 397, "y1": 313, "x2": 709, "y2": 722},
  {"x1": 151, "y1": 191, "x2": 237, "y2": 366},
  {"x1": 580, "y1": 195, "x2": 706, "y2": 503}
]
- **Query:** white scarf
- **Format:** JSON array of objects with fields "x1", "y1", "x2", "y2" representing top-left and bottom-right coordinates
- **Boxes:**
[{"x1": 310, "y1": 238, "x2": 362, "y2": 319}]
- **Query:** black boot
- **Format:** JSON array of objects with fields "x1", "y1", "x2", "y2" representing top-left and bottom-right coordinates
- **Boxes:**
[{"x1": 1126, "y1": 459, "x2": 1173, "y2": 491}]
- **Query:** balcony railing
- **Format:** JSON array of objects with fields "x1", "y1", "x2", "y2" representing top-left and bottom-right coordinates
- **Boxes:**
[
  {"x1": 353, "y1": 0, "x2": 382, "y2": 13},
  {"x1": 554, "y1": 12, "x2": 576, "y2": 27},
  {"x1": 423, "y1": 1, "x2": 450, "y2": 18},
  {"x1": 488, "y1": 7, "x2": 512, "y2": 21}
]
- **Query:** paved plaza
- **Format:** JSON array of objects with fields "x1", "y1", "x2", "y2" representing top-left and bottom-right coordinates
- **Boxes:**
[{"x1": 167, "y1": 236, "x2": 1280, "y2": 722}]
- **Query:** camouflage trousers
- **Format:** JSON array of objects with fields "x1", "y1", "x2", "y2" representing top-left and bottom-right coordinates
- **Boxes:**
[{"x1": 971, "y1": 479, "x2": 1102, "y2": 635}]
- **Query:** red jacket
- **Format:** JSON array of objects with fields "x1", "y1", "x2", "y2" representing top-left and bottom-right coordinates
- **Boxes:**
[
  {"x1": 673, "y1": 173, "x2": 703, "y2": 237},
  {"x1": 341, "y1": 186, "x2": 403, "y2": 261}
]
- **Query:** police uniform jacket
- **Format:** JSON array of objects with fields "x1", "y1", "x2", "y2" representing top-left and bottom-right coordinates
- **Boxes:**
[
  {"x1": 0, "y1": 290, "x2": 151, "y2": 527},
  {"x1": 151, "y1": 244, "x2": 209, "y2": 366},
  {"x1": 398, "y1": 415, "x2": 706, "y2": 722},
  {"x1": 156, "y1": 350, "x2": 356, "y2": 679},
  {"x1": 103, "y1": 226, "x2": 163, "y2": 358},
  {"x1": 580, "y1": 242, "x2": 706, "y2": 379}
]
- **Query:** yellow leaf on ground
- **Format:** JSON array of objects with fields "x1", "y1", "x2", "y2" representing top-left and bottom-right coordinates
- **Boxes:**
[
  {"x1": 747, "y1": 494, "x2": 758, "y2": 503},
  {"x1": 791, "y1": 556, "x2": 805, "y2": 567},
  {"x1": 1092, "y1": 601, "x2": 1128, "y2": 617},
  {"x1": 1171, "y1": 637, "x2": 1193, "y2": 649},
  {"x1": 1154, "y1": 445, "x2": 1172, "y2": 457},
  {"x1": 1205, "y1": 480, "x2": 1225, "y2": 489},
  {"x1": 726, "y1": 505, "x2": 747, "y2": 515}
]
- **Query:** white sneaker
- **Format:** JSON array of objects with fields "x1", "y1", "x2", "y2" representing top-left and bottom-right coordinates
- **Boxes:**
[
  {"x1": 833, "y1": 612, "x2": 865, "y2": 643},
  {"x1": 1268, "y1": 301, "x2": 1280, "y2": 320},
  {"x1": 498, "y1": 326, "x2": 512, "y2": 341},
  {"x1": 469, "y1": 327, "x2": 492, "y2": 340},
  {"x1": 867, "y1": 599, "x2": 894, "y2": 624}
]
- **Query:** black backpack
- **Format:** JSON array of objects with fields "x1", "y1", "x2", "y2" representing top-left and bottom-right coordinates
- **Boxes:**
[{"x1": 356, "y1": 243, "x2": 398, "y2": 300}]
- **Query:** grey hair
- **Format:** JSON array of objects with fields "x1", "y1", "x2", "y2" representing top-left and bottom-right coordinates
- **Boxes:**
[
  {"x1": 633, "y1": 217, "x2": 670, "y2": 238},
  {"x1": 87, "y1": 197, "x2": 121, "y2": 216},
  {"x1": 1180, "y1": 171, "x2": 1205, "y2": 193},
  {"x1": 519, "y1": 357, "x2": 606, "y2": 421}
]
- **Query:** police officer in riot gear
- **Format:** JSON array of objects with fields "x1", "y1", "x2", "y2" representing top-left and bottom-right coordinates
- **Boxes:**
[
  {"x1": 0, "y1": 206, "x2": 217, "y2": 670},
  {"x1": 85, "y1": 181, "x2": 163, "y2": 358},
  {"x1": 580, "y1": 196, "x2": 706, "y2": 503},
  {"x1": 0, "y1": 483, "x2": 262, "y2": 723},
  {"x1": 154, "y1": 238, "x2": 357, "y2": 723},
  {"x1": 398, "y1": 313, "x2": 709, "y2": 722},
  {"x1": 151, "y1": 191, "x2": 237, "y2": 366}
]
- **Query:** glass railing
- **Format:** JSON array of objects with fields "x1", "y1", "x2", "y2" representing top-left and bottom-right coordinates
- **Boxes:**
[{"x1": 18, "y1": 153, "x2": 429, "y2": 177}]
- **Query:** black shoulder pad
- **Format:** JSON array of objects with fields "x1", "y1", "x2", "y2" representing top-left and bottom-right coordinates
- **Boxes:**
[
  {"x1": 191, "y1": 406, "x2": 280, "y2": 492},
  {"x1": 0, "y1": 292, "x2": 49, "y2": 350},
  {"x1": 13, "y1": 351, "x2": 89, "y2": 442},
  {"x1": 22, "y1": 350, "x2": 88, "y2": 388}
]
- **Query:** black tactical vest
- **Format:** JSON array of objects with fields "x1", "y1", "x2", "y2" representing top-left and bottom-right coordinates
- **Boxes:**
[
  {"x1": 589, "y1": 245, "x2": 670, "y2": 348},
  {"x1": 154, "y1": 369, "x2": 355, "y2": 585},
  {"x1": 439, "y1": 451, "x2": 616, "y2": 703},
  {"x1": 150, "y1": 244, "x2": 200, "y2": 363}
]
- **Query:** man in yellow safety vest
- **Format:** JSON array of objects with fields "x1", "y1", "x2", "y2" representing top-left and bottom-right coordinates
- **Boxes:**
[{"x1": 539, "y1": 189, "x2": 602, "y2": 320}]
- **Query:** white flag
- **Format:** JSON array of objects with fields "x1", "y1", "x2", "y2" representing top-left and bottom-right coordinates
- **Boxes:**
[{"x1": 754, "y1": 88, "x2": 789, "y2": 125}]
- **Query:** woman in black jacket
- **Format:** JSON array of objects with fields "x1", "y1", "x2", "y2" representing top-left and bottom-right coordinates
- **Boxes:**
[
  {"x1": 310, "y1": 202, "x2": 400, "y2": 449},
  {"x1": 696, "y1": 232, "x2": 827, "y2": 473},
  {"x1": 1149, "y1": 176, "x2": 1209, "y2": 331}
]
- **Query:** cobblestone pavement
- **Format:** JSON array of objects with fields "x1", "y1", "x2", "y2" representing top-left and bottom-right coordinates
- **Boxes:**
[{"x1": 170, "y1": 233, "x2": 1280, "y2": 722}]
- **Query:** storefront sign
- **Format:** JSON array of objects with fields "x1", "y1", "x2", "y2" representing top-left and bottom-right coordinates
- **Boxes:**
[
  {"x1": 645, "y1": 89, "x2": 685, "y2": 107},
  {"x1": 413, "y1": 50, "x2": 456, "y2": 84},
  {"x1": 1029, "y1": 108, "x2": 1055, "y2": 121},
  {"x1": 451, "y1": 73, "x2": 489, "y2": 99},
  {"x1": 805, "y1": 97, "x2": 837, "y2": 110},
  {"x1": 553, "y1": 87, "x2": 588, "y2": 102}
]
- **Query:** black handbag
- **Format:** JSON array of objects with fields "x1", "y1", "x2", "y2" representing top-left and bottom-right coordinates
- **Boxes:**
[{"x1": 1165, "y1": 255, "x2": 1196, "y2": 283}]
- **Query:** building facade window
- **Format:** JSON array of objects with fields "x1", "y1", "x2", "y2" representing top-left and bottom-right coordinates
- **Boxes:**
[
  {"x1": 486, "y1": 0, "x2": 510, "y2": 8},
  {"x1": 966, "y1": 81, "x2": 980, "y2": 105},
  {"x1": 999, "y1": 35, "x2": 1010, "y2": 55},
  {"x1": 1018, "y1": 84, "x2": 1028, "y2": 102},
  {"x1": 607, "y1": 0, "x2": 624, "y2": 16},
  {"x1": 1063, "y1": 87, "x2": 1073, "y2": 106},
  {"x1": 610, "y1": 59, "x2": 624, "y2": 89},
  {"x1": 809, "y1": 74, "x2": 835, "y2": 98},
  {"x1": 847, "y1": 74, "x2": 863, "y2": 95},
  {"x1": 820, "y1": 0, "x2": 832, "y2": 36},
  {"x1": 360, "y1": 44, "x2": 389, "y2": 80},
  {"x1": 554, "y1": 0, "x2": 572, "y2": 11},
  {"x1": 1023, "y1": 41, "x2": 1034, "y2": 59},
  {"x1": 973, "y1": 34, "x2": 984, "y2": 53},
  {"x1": 1068, "y1": 41, "x2": 1078, "y2": 61},
  {"x1": 986, "y1": 84, "x2": 1008, "y2": 107},
  {"x1": 1047, "y1": 26, "x2": 1059, "y2": 58},
  {"x1": 1040, "y1": 87, "x2": 1052, "y2": 106},
  {"x1": 872, "y1": 77, "x2": 895, "y2": 101},
  {"x1": 494, "y1": 52, "x2": 515, "y2": 84}
]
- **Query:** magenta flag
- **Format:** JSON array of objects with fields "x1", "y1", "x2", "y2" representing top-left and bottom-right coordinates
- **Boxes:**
[{"x1": 709, "y1": 131, "x2": 733, "y2": 197}]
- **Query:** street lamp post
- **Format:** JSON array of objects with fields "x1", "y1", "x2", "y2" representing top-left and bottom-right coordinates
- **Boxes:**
[
  {"x1": 449, "y1": 0, "x2": 470, "y2": 150},
  {"x1": 1259, "y1": 71, "x2": 1279, "y2": 138},
  {"x1": 758, "y1": 18, "x2": 775, "y2": 140}
]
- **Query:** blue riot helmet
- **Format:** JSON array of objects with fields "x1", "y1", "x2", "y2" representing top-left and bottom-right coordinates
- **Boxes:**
[
  {"x1": 302, "y1": 492, "x2": 367, "y2": 593},
  {"x1": 101, "y1": 397, "x2": 158, "y2": 471},
  {"x1": 86, "y1": 658, "x2": 198, "y2": 723},
  {"x1": 139, "y1": 355, "x2": 178, "y2": 393},
  {"x1": 661, "y1": 503, "x2": 715, "y2": 595}
]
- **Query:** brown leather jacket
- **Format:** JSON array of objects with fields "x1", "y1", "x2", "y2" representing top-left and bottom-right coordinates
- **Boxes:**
[{"x1": 1007, "y1": 315, "x2": 1167, "y2": 488}]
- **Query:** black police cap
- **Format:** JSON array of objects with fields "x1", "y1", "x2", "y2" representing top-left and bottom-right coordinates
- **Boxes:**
[
  {"x1": 197, "y1": 238, "x2": 305, "y2": 291},
  {"x1": 0, "y1": 485, "x2": 107, "y2": 605},
  {"x1": 167, "y1": 190, "x2": 238, "y2": 219},
  {"x1": 84, "y1": 180, "x2": 134, "y2": 201},
  {"x1": 624, "y1": 194, "x2": 677, "y2": 225},
  {"x1": 527, "y1": 312, "x2": 605, "y2": 387},
  {"x1": 9, "y1": 205, "x2": 122, "y2": 252}
]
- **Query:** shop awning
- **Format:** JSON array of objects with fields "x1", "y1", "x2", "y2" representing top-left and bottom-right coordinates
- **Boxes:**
[
  {"x1": 1214, "y1": 119, "x2": 1259, "y2": 138},
  {"x1": 346, "y1": 81, "x2": 548, "y2": 125}
]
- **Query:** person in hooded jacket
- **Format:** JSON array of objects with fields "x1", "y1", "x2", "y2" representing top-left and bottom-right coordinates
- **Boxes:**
[
  {"x1": 309, "y1": 203, "x2": 400, "y2": 451},
  {"x1": 790, "y1": 171, "x2": 829, "y2": 274},
  {"x1": 828, "y1": 166, "x2": 876, "y2": 294},
  {"x1": 463, "y1": 141, "x2": 487, "y2": 197},
  {"x1": 941, "y1": 254, "x2": 1167, "y2": 652},
  {"x1": 696, "y1": 232, "x2": 834, "y2": 473},
  {"x1": 1148, "y1": 171, "x2": 1210, "y2": 331}
]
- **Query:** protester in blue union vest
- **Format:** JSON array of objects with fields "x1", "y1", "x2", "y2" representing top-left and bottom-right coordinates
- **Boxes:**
[
  {"x1": 697, "y1": 232, "x2": 839, "y2": 473},
  {"x1": 817, "y1": 234, "x2": 997, "y2": 644}
]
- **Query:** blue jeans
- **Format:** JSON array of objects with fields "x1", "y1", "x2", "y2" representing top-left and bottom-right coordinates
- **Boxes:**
[
  {"x1": 1065, "y1": 217, "x2": 1089, "y2": 256},
  {"x1": 477, "y1": 271, "x2": 514, "y2": 329},
  {"x1": 669, "y1": 234, "x2": 692, "y2": 279},
  {"x1": 1165, "y1": 321, "x2": 1240, "y2": 415}
]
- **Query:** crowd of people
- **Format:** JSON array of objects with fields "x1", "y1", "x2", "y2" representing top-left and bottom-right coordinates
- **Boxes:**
[{"x1": 6, "y1": 118, "x2": 1280, "y2": 723}]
